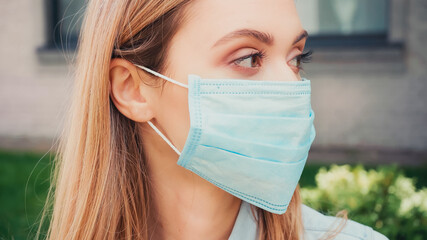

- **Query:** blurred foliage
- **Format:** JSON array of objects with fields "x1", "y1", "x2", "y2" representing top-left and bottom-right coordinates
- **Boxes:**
[{"x1": 301, "y1": 165, "x2": 427, "y2": 240}]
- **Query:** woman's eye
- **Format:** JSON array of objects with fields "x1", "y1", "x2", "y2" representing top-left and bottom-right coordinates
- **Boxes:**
[
  {"x1": 233, "y1": 51, "x2": 265, "y2": 68},
  {"x1": 289, "y1": 56, "x2": 301, "y2": 69},
  {"x1": 289, "y1": 49, "x2": 313, "y2": 72}
]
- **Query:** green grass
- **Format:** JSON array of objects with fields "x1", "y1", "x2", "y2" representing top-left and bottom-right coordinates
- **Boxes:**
[
  {"x1": 0, "y1": 150, "x2": 53, "y2": 240},
  {"x1": 0, "y1": 149, "x2": 426, "y2": 240}
]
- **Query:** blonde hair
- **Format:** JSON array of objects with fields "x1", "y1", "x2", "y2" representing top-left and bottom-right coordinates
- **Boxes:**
[{"x1": 36, "y1": 0, "x2": 331, "y2": 239}]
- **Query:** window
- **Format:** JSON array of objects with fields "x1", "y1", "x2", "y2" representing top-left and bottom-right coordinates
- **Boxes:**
[
  {"x1": 296, "y1": 0, "x2": 390, "y2": 47},
  {"x1": 42, "y1": 0, "x2": 392, "y2": 51},
  {"x1": 43, "y1": 0, "x2": 85, "y2": 51}
]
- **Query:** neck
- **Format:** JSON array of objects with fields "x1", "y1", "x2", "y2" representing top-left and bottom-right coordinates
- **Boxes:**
[{"x1": 142, "y1": 125, "x2": 241, "y2": 240}]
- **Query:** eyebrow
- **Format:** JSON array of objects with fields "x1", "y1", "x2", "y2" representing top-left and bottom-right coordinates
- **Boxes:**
[
  {"x1": 293, "y1": 30, "x2": 308, "y2": 44},
  {"x1": 211, "y1": 29, "x2": 308, "y2": 48}
]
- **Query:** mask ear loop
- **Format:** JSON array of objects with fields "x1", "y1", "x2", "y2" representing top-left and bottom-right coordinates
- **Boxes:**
[
  {"x1": 134, "y1": 64, "x2": 186, "y2": 156},
  {"x1": 134, "y1": 64, "x2": 188, "y2": 89},
  {"x1": 147, "y1": 121, "x2": 182, "y2": 156}
]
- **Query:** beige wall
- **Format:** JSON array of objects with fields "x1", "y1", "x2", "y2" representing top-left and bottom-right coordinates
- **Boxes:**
[{"x1": 0, "y1": 0, "x2": 72, "y2": 141}]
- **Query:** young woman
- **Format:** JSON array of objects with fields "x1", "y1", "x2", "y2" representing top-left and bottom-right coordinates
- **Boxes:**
[{"x1": 39, "y1": 0, "x2": 389, "y2": 239}]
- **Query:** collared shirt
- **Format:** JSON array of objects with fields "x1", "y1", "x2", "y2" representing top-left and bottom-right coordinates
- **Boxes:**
[{"x1": 228, "y1": 201, "x2": 389, "y2": 240}]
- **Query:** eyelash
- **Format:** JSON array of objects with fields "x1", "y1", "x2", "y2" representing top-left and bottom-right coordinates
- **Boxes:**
[
  {"x1": 294, "y1": 49, "x2": 313, "y2": 70},
  {"x1": 232, "y1": 49, "x2": 313, "y2": 72},
  {"x1": 233, "y1": 50, "x2": 266, "y2": 68}
]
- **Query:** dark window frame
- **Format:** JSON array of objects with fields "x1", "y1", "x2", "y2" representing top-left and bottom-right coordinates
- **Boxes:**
[
  {"x1": 38, "y1": 0, "x2": 79, "y2": 53},
  {"x1": 305, "y1": 33, "x2": 391, "y2": 48}
]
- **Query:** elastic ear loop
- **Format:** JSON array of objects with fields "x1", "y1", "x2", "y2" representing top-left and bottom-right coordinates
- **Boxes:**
[
  {"x1": 147, "y1": 121, "x2": 181, "y2": 156},
  {"x1": 134, "y1": 64, "x2": 188, "y2": 89},
  {"x1": 134, "y1": 64, "x2": 188, "y2": 156}
]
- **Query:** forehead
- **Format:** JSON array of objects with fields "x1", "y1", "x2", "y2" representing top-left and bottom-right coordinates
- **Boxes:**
[{"x1": 179, "y1": 0, "x2": 303, "y2": 47}]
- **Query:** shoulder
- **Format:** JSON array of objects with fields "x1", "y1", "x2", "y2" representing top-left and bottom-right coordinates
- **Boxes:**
[{"x1": 301, "y1": 204, "x2": 389, "y2": 240}]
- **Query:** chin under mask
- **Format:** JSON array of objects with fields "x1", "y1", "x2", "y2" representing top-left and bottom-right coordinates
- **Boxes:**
[{"x1": 136, "y1": 64, "x2": 316, "y2": 214}]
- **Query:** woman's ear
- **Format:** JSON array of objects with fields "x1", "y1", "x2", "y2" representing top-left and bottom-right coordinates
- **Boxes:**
[{"x1": 109, "y1": 58, "x2": 156, "y2": 122}]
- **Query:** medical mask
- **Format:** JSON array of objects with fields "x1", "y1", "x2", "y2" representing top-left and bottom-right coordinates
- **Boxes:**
[{"x1": 135, "y1": 64, "x2": 316, "y2": 214}]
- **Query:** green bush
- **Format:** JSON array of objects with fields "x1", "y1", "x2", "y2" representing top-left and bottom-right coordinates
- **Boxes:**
[{"x1": 301, "y1": 165, "x2": 427, "y2": 240}]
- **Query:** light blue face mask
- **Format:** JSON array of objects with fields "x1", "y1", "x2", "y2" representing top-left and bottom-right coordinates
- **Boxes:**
[{"x1": 135, "y1": 64, "x2": 316, "y2": 214}]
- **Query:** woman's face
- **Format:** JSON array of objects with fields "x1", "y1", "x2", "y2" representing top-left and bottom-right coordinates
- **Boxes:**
[{"x1": 149, "y1": 0, "x2": 307, "y2": 154}]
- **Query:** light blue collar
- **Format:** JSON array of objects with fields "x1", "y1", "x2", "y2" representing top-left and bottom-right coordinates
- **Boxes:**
[
  {"x1": 227, "y1": 201, "x2": 389, "y2": 240},
  {"x1": 228, "y1": 201, "x2": 258, "y2": 240}
]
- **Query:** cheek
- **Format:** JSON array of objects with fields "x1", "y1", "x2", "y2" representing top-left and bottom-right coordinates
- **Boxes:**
[{"x1": 157, "y1": 83, "x2": 191, "y2": 151}]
